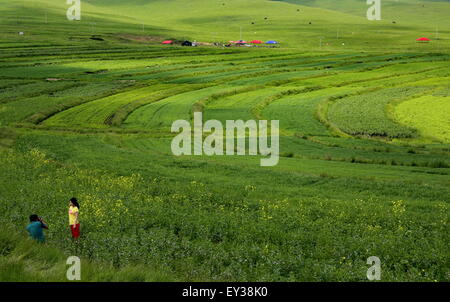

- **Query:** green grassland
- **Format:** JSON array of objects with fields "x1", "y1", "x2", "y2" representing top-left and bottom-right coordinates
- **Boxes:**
[
  {"x1": 0, "y1": 0, "x2": 449, "y2": 281},
  {"x1": 395, "y1": 94, "x2": 450, "y2": 142}
]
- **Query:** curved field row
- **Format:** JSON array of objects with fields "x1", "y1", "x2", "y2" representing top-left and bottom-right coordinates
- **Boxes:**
[
  {"x1": 20, "y1": 54, "x2": 352, "y2": 130},
  {"x1": 262, "y1": 87, "x2": 364, "y2": 136},
  {"x1": 105, "y1": 132, "x2": 450, "y2": 186},
  {"x1": 42, "y1": 85, "x2": 172, "y2": 128},
  {"x1": 121, "y1": 56, "x2": 449, "y2": 134},
  {"x1": 123, "y1": 85, "x2": 237, "y2": 129},
  {"x1": 0, "y1": 81, "x2": 81, "y2": 104},
  {"x1": 27, "y1": 81, "x2": 137, "y2": 125},
  {"x1": 2, "y1": 50, "x2": 445, "y2": 145},
  {"x1": 61, "y1": 52, "x2": 316, "y2": 81},
  {"x1": 0, "y1": 83, "x2": 90, "y2": 125},
  {"x1": 118, "y1": 56, "x2": 328, "y2": 83},
  {"x1": 327, "y1": 87, "x2": 431, "y2": 138},
  {"x1": 394, "y1": 95, "x2": 450, "y2": 143},
  {"x1": 108, "y1": 83, "x2": 210, "y2": 127},
  {"x1": 248, "y1": 61, "x2": 448, "y2": 137},
  {"x1": 296, "y1": 60, "x2": 450, "y2": 87},
  {"x1": 122, "y1": 71, "x2": 334, "y2": 131},
  {"x1": 355, "y1": 68, "x2": 450, "y2": 89},
  {"x1": 4, "y1": 46, "x2": 449, "y2": 170},
  {"x1": 2, "y1": 55, "x2": 440, "y2": 132},
  {"x1": 203, "y1": 86, "x2": 291, "y2": 123},
  {"x1": 120, "y1": 59, "x2": 364, "y2": 130},
  {"x1": 163, "y1": 53, "x2": 427, "y2": 85},
  {"x1": 95, "y1": 52, "x2": 382, "y2": 84},
  {"x1": 0, "y1": 79, "x2": 35, "y2": 90},
  {"x1": 120, "y1": 56, "x2": 448, "y2": 90},
  {"x1": 274, "y1": 135, "x2": 450, "y2": 169}
]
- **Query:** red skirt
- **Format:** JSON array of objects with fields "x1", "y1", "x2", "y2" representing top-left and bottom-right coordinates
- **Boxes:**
[{"x1": 70, "y1": 223, "x2": 80, "y2": 238}]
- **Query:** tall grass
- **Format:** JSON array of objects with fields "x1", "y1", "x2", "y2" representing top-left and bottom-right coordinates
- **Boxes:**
[
  {"x1": 0, "y1": 148, "x2": 448, "y2": 281},
  {"x1": 0, "y1": 226, "x2": 176, "y2": 281}
]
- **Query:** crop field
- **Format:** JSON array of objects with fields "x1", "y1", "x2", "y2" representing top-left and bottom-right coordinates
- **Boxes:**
[
  {"x1": 0, "y1": 0, "x2": 449, "y2": 282},
  {"x1": 395, "y1": 94, "x2": 450, "y2": 142}
]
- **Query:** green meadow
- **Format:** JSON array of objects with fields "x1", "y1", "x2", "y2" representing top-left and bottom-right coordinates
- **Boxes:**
[{"x1": 0, "y1": 0, "x2": 449, "y2": 281}]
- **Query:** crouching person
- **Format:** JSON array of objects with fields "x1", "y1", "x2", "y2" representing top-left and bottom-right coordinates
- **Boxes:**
[{"x1": 26, "y1": 214, "x2": 49, "y2": 243}]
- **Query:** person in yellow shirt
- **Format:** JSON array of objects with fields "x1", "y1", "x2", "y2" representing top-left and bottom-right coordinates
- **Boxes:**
[{"x1": 68, "y1": 197, "x2": 80, "y2": 239}]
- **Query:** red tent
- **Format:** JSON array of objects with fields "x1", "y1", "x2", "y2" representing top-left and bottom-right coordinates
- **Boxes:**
[
  {"x1": 250, "y1": 40, "x2": 263, "y2": 44},
  {"x1": 162, "y1": 40, "x2": 173, "y2": 44},
  {"x1": 416, "y1": 37, "x2": 430, "y2": 42}
]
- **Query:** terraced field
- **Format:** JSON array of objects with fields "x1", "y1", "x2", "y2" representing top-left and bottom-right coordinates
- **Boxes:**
[
  {"x1": 0, "y1": 0, "x2": 449, "y2": 282},
  {"x1": 395, "y1": 94, "x2": 450, "y2": 142}
]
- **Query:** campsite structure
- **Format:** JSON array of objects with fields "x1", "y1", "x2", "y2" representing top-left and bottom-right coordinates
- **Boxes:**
[{"x1": 416, "y1": 37, "x2": 431, "y2": 42}]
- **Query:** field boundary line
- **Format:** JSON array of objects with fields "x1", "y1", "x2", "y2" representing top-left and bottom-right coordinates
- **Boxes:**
[
  {"x1": 0, "y1": 81, "x2": 83, "y2": 105},
  {"x1": 109, "y1": 84, "x2": 211, "y2": 127},
  {"x1": 251, "y1": 86, "x2": 324, "y2": 120},
  {"x1": 30, "y1": 82, "x2": 148, "y2": 125},
  {"x1": 315, "y1": 88, "x2": 381, "y2": 138},
  {"x1": 190, "y1": 85, "x2": 266, "y2": 117},
  {"x1": 386, "y1": 86, "x2": 446, "y2": 143}
]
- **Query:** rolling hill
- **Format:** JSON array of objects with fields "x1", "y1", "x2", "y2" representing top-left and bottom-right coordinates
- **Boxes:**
[
  {"x1": 1, "y1": 0, "x2": 449, "y2": 50},
  {"x1": 0, "y1": 0, "x2": 449, "y2": 282}
]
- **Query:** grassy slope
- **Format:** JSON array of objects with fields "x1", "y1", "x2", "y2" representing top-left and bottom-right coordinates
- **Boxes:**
[
  {"x1": 1, "y1": 148, "x2": 448, "y2": 281},
  {"x1": 0, "y1": 226, "x2": 177, "y2": 282},
  {"x1": 0, "y1": 0, "x2": 449, "y2": 281},
  {"x1": 1, "y1": 0, "x2": 449, "y2": 50},
  {"x1": 394, "y1": 94, "x2": 450, "y2": 142}
]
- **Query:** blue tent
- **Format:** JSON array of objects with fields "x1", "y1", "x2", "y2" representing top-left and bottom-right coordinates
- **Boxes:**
[{"x1": 266, "y1": 40, "x2": 279, "y2": 44}]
